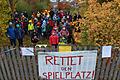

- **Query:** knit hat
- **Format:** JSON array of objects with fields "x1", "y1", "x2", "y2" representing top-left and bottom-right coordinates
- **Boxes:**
[
  {"x1": 16, "y1": 24, "x2": 20, "y2": 28},
  {"x1": 9, "y1": 22, "x2": 12, "y2": 25},
  {"x1": 62, "y1": 27, "x2": 66, "y2": 30}
]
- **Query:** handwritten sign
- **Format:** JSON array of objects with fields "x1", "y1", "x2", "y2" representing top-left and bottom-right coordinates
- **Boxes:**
[
  {"x1": 38, "y1": 51, "x2": 97, "y2": 80},
  {"x1": 102, "y1": 46, "x2": 112, "y2": 58},
  {"x1": 21, "y1": 47, "x2": 34, "y2": 56}
]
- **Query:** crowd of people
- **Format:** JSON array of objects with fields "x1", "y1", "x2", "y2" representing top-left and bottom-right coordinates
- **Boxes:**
[{"x1": 6, "y1": 9, "x2": 82, "y2": 48}]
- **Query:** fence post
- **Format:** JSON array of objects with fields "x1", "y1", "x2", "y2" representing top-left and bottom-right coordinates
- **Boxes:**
[
  {"x1": 15, "y1": 48, "x2": 25, "y2": 80},
  {"x1": 0, "y1": 46, "x2": 120, "y2": 80},
  {"x1": 117, "y1": 70, "x2": 120, "y2": 80},
  {"x1": 0, "y1": 47, "x2": 11, "y2": 80},
  {"x1": 95, "y1": 47, "x2": 102, "y2": 80},
  {"x1": 27, "y1": 56, "x2": 34, "y2": 80},
  {"x1": 0, "y1": 66, "x2": 4, "y2": 80},
  {"x1": 21, "y1": 55, "x2": 30, "y2": 80},
  {"x1": 6, "y1": 46, "x2": 17, "y2": 80},
  {"x1": 31, "y1": 53, "x2": 39, "y2": 80},
  {"x1": 10, "y1": 47, "x2": 21, "y2": 80},
  {"x1": 108, "y1": 49, "x2": 118, "y2": 80},
  {"x1": 113, "y1": 51, "x2": 120, "y2": 80}
]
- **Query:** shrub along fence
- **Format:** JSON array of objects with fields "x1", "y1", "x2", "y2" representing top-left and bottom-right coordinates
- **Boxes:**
[{"x1": 0, "y1": 46, "x2": 120, "y2": 80}]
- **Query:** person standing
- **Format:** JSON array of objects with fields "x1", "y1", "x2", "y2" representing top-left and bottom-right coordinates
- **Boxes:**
[
  {"x1": 60, "y1": 27, "x2": 69, "y2": 38},
  {"x1": 22, "y1": 18, "x2": 28, "y2": 34},
  {"x1": 59, "y1": 27, "x2": 69, "y2": 44},
  {"x1": 77, "y1": 12, "x2": 82, "y2": 20},
  {"x1": 15, "y1": 24, "x2": 25, "y2": 47},
  {"x1": 28, "y1": 20, "x2": 34, "y2": 37},
  {"x1": 6, "y1": 22, "x2": 16, "y2": 47},
  {"x1": 49, "y1": 9, "x2": 54, "y2": 19},
  {"x1": 73, "y1": 13, "x2": 78, "y2": 21},
  {"x1": 31, "y1": 30, "x2": 39, "y2": 46},
  {"x1": 49, "y1": 32, "x2": 59, "y2": 52},
  {"x1": 67, "y1": 23, "x2": 75, "y2": 44},
  {"x1": 41, "y1": 19, "x2": 47, "y2": 38}
]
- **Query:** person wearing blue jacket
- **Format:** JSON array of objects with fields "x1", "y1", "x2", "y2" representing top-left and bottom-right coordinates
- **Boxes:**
[
  {"x1": 41, "y1": 19, "x2": 47, "y2": 37},
  {"x1": 15, "y1": 24, "x2": 25, "y2": 47},
  {"x1": 6, "y1": 22, "x2": 16, "y2": 47}
]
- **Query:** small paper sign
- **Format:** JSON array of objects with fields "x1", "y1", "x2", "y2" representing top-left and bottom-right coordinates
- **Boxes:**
[
  {"x1": 59, "y1": 45, "x2": 71, "y2": 52},
  {"x1": 21, "y1": 47, "x2": 34, "y2": 56},
  {"x1": 102, "y1": 46, "x2": 112, "y2": 58}
]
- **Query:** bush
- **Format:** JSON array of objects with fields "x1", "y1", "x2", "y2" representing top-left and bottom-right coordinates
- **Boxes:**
[
  {"x1": 35, "y1": 0, "x2": 50, "y2": 10},
  {"x1": 16, "y1": 0, "x2": 32, "y2": 15}
]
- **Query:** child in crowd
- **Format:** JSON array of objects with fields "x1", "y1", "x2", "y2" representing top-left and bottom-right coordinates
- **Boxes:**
[{"x1": 49, "y1": 31, "x2": 59, "y2": 51}]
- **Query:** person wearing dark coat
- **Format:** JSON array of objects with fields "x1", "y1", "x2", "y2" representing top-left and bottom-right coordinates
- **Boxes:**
[
  {"x1": 73, "y1": 13, "x2": 82, "y2": 21},
  {"x1": 15, "y1": 24, "x2": 25, "y2": 47},
  {"x1": 73, "y1": 13, "x2": 77, "y2": 21},
  {"x1": 31, "y1": 30, "x2": 39, "y2": 44},
  {"x1": 77, "y1": 13, "x2": 82, "y2": 19},
  {"x1": 23, "y1": 11, "x2": 28, "y2": 18},
  {"x1": 49, "y1": 9, "x2": 54, "y2": 20},
  {"x1": 6, "y1": 22, "x2": 16, "y2": 47}
]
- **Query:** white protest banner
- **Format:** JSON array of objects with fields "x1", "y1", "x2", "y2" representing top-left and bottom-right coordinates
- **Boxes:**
[
  {"x1": 21, "y1": 47, "x2": 34, "y2": 56},
  {"x1": 102, "y1": 46, "x2": 112, "y2": 58},
  {"x1": 38, "y1": 51, "x2": 97, "y2": 80}
]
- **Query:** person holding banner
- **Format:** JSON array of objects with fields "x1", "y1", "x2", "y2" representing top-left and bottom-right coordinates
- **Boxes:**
[{"x1": 49, "y1": 31, "x2": 59, "y2": 51}]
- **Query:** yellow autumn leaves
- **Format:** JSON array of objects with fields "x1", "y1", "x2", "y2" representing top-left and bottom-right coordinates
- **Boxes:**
[
  {"x1": 85, "y1": 0, "x2": 120, "y2": 46},
  {"x1": 73, "y1": 0, "x2": 120, "y2": 46}
]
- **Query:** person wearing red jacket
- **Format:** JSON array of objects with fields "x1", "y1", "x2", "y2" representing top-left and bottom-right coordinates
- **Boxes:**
[
  {"x1": 48, "y1": 18, "x2": 54, "y2": 27},
  {"x1": 49, "y1": 32, "x2": 59, "y2": 51}
]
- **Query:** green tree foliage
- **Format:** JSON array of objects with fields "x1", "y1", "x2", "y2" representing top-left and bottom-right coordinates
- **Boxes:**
[
  {"x1": 16, "y1": 0, "x2": 32, "y2": 14},
  {"x1": 15, "y1": 0, "x2": 50, "y2": 15}
]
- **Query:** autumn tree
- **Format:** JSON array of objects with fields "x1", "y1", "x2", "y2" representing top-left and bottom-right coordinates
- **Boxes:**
[
  {"x1": 58, "y1": 2, "x2": 71, "y2": 10},
  {"x1": 0, "y1": 0, "x2": 12, "y2": 46},
  {"x1": 82, "y1": 0, "x2": 120, "y2": 46},
  {"x1": 0, "y1": 0, "x2": 11, "y2": 25},
  {"x1": 97, "y1": 0, "x2": 113, "y2": 4}
]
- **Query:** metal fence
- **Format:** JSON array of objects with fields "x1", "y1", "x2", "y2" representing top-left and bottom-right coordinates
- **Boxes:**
[{"x1": 0, "y1": 46, "x2": 120, "y2": 80}]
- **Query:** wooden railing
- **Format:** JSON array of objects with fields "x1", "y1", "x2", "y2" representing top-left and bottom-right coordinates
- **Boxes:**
[{"x1": 0, "y1": 46, "x2": 120, "y2": 80}]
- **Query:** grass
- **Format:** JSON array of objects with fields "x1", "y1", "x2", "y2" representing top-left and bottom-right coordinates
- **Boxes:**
[
  {"x1": 0, "y1": 26, "x2": 49, "y2": 47},
  {"x1": 23, "y1": 35, "x2": 49, "y2": 47}
]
